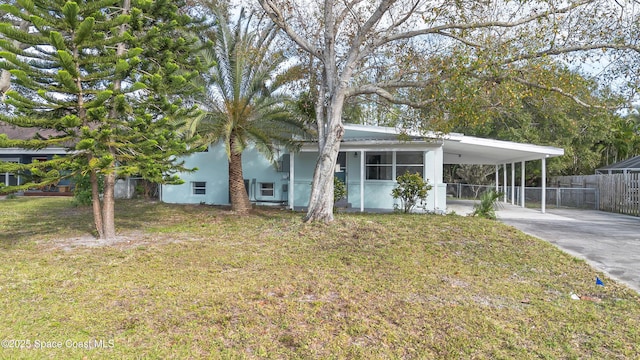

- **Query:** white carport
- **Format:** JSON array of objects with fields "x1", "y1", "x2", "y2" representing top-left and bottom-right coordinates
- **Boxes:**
[
  {"x1": 288, "y1": 124, "x2": 564, "y2": 214},
  {"x1": 442, "y1": 133, "x2": 564, "y2": 213}
]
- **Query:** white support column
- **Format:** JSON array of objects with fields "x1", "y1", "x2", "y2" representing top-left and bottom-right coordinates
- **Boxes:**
[
  {"x1": 541, "y1": 157, "x2": 546, "y2": 214},
  {"x1": 495, "y1": 165, "x2": 499, "y2": 192},
  {"x1": 511, "y1": 162, "x2": 515, "y2": 205},
  {"x1": 360, "y1": 150, "x2": 365, "y2": 212},
  {"x1": 289, "y1": 152, "x2": 295, "y2": 210},
  {"x1": 521, "y1": 161, "x2": 525, "y2": 208},
  {"x1": 503, "y1": 164, "x2": 507, "y2": 203}
]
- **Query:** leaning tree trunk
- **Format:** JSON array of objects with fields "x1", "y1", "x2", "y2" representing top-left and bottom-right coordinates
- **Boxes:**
[
  {"x1": 305, "y1": 103, "x2": 345, "y2": 222},
  {"x1": 228, "y1": 136, "x2": 252, "y2": 214}
]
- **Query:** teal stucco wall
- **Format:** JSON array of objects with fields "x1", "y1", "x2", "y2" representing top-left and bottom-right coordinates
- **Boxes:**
[
  {"x1": 161, "y1": 143, "x2": 289, "y2": 205},
  {"x1": 162, "y1": 144, "x2": 446, "y2": 213}
]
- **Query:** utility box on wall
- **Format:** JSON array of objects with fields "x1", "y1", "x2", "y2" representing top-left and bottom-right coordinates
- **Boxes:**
[{"x1": 277, "y1": 154, "x2": 290, "y2": 172}]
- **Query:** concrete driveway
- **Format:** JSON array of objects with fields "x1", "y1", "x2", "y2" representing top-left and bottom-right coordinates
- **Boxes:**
[{"x1": 446, "y1": 200, "x2": 640, "y2": 293}]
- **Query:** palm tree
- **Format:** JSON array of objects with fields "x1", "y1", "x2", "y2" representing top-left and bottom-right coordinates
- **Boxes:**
[{"x1": 192, "y1": 7, "x2": 308, "y2": 214}]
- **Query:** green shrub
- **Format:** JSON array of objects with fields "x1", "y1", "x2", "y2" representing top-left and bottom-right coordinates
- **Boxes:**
[
  {"x1": 72, "y1": 173, "x2": 104, "y2": 206},
  {"x1": 391, "y1": 172, "x2": 432, "y2": 213},
  {"x1": 472, "y1": 190, "x2": 502, "y2": 219},
  {"x1": 334, "y1": 176, "x2": 347, "y2": 203}
]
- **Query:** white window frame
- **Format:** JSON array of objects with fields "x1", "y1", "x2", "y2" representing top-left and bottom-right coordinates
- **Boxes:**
[
  {"x1": 365, "y1": 151, "x2": 393, "y2": 180},
  {"x1": 1, "y1": 158, "x2": 20, "y2": 187},
  {"x1": 396, "y1": 151, "x2": 425, "y2": 178},
  {"x1": 192, "y1": 181, "x2": 206, "y2": 195},
  {"x1": 260, "y1": 182, "x2": 274, "y2": 197}
]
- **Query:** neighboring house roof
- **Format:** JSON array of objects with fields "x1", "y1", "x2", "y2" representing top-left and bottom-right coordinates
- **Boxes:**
[
  {"x1": 596, "y1": 155, "x2": 640, "y2": 174},
  {"x1": 301, "y1": 124, "x2": 565, "y2": 165},
  {"x1": 0, "y1": 123, "x2": 68, "y2": 155},
  {"x1": 0, "y1": 123, "x2": 62, "y2": 140}
]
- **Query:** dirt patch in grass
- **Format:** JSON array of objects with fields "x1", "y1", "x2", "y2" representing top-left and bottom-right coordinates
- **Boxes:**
[{"x1": 44, "y1": 231, "x2": 160, "y2": 251}]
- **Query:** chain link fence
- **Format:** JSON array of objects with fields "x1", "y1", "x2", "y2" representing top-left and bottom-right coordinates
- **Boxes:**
[{"x1": 446, "y1": 183, "x2": 599, "y2": 210}]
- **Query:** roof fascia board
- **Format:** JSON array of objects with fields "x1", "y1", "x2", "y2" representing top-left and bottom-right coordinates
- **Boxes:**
[
  {"x1": 456, "y1": 136, "x2": 564, "y2": 156},
  {"x1": 343, "y1": 123, "x2": 445, "y2": 139},
  {"x1": 300, "y1": 140, "x2": 442, "y2": 152},
  {"x1": 0, "y1": 148, "x2": 68, "y2": 155}
]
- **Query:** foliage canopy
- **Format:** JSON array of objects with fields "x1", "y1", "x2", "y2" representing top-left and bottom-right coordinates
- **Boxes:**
[{"x1": 0, "y1": 0, "x2": 203, "y2": 238}]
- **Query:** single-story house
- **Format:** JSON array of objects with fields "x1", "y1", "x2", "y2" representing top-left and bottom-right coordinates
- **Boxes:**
[
  {"x1": 0, "y1": 125, "x2": 71, "y2": 192},
  {"x1": 160, "y1": 124, "x2": 565, "y2": 213},
  {"x1": 0, "y1": 124, "x2": 135, "y2": 197}
]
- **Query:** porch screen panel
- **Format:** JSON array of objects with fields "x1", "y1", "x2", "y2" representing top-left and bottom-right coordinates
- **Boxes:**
[
  {"x1": 396, "y1": 151, "x2": 424, "y2": 177},
  {"x1": 366, "y1": 152, "x2": 392, "y2": 180}
]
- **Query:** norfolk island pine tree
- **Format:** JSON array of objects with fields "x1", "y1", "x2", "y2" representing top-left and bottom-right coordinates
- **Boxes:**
[{"x1": 0, "y1": 0, "x2": 204, "y2": 239}]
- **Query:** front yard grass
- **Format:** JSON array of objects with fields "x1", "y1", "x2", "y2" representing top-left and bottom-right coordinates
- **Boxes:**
[{"x1": 0, "y1": 197, "x2": 638, "y2": 359}]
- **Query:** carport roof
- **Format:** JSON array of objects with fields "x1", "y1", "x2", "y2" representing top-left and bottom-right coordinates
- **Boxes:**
[
  {"x1": 307, "y1": 124, "x2": 564, "y2": 165},
  {"x1": 442, "y1": 133, "x2": 564, "y2": 165}
]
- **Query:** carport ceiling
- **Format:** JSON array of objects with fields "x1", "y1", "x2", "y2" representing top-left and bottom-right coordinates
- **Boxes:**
[{"x1": 443, "y1": 135, "x2": 564, "y2": 165}]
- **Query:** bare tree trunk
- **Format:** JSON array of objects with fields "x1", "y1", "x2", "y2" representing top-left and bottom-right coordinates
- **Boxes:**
[
  {"x1": 305, "y1": 102, "x2": 345, "y2": 222},
  {"x1": 93, "y1": 0, "x2": 130, "y2": 240},
  {"x1": 102, "y1": 171, "x2": 117, "y2": 239},
  {"x1": 229, "y1": 136, "x2": 252, "y2": 214},
  {"x1": 89, "y1": 168, "x2": 105, "y2": 239},
  {"x1": 304, "y1": 143, "x2": 339, "y2": 222}
]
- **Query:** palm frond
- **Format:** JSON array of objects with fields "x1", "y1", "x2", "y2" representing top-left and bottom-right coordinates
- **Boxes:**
[{"x1": 191, "y1": 5, "x2": 312, "y2": 162}]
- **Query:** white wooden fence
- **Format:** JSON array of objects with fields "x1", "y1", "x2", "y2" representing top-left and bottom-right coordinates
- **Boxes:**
[{"x1": 552, "y1": 173, "x2": 640, "y2": 216}]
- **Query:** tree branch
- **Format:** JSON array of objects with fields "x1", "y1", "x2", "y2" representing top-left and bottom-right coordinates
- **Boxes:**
[
  {"x1": 503, "y1": 43, "x2": 640, "y2": 65},
  {"x1": 374, "y1": 0, "x2": 592, "y2": 47},
  {"x1": 258, "y1": 0, "x2": 322, "y2": 58},
  {"x1": 511, "y1": 76, "x2": 607, "y2": 109},
  {"x1": 347, "y1": 84, "x2": 436, "y2": 108},
  {"x1": 341, "y1": 0, "x2": 396, "y2": 85}
]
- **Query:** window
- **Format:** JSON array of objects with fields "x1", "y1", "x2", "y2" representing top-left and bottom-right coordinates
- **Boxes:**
[
  {"x1": 396, "y1": 151, "x2": 424, "y2": 177},
  {"x1": 260, "y1": 183, "x2": 274, "y2": 197},
  {"x1": 1, "y1": 159, "x2": 20, "y2": 187},
  {"x1": 192, "y1": 181, "x2": 206, "y2": 195},
  {"x1": 366, "y1": 151, "x2": 393, "y2": 180}
]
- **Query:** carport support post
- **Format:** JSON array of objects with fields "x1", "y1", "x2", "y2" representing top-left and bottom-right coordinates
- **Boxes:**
[
  {"x1": 495, "y1": 165, "x2": 499, "y2": 193},
  {"x1": 521, "y1": 161, "x2": 525, "y2": 208},
  {"x1": 511, "y1": 162, "x2": 515, "y2": 205},
  {"x1": 503, "y1": 164, "x2": 507, "y2": 203},
  {"x1": 541, "y1": 157, "x2": 546, "y2": 214}
]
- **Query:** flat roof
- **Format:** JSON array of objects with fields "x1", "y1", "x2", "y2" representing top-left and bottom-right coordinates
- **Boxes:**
[{"x1": 301, "y1": 124, "x2": 564, "y2": 165}]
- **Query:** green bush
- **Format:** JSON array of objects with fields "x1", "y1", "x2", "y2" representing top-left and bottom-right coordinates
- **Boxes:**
[
  {"x1": 334, "y1": 177, "x2": 347, "y2": 203},
  {"x1": 472, "y1": 190, "x2": 502, "y2": 219},
  {"x1": 391, "y1": 172, "x2": 432, "y2": 213},
  {"x1": 72, "y1": 173, "x2": 104, "y2": 206}
]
